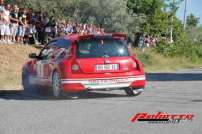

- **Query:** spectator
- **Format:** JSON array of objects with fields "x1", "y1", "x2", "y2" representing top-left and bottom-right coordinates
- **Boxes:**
[
  {"x1": 145, "y1": 35, "x2": 150, "y2": 48},
  {"x1": 10, "y1": 4, "x2": 19, "y2": 43},
  {"x1": 138, "y1": 33, "x2": 145, "y2": 52},
  {"x1": 1, "y1": 4, "x2": 11, "y2": 43},
  {"x1": 42, "y1": 12, "x2": 50, "y2": 44},
  {"x1": 35, "y1": 12, "x2": 43, "y2": 44},
  {"x1": 64, "y1": 21, "x2": 73, "y2": 34},
  {"x1": 0, "y1": 0, "x2": 106, "y2": 45},
  {"x1": 0, "y1": 0, "x2": 5, "y2": 42},
  {"x1": 26, "y1": 21, "x2": 37, "y2": 44},
  {"x1": 17, "y1": 8, "x2": 27, "y2": 44},
  {"x1": 72, "y1": 22, "x2": 77, "y2": 34}
]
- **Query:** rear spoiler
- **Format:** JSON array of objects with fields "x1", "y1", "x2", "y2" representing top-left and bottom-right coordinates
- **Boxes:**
[
  {"x1": 112, "y1": 33, "x2": 127, "y2": 39},
  {"x1": 79, "y1": 34, "x2": 94, "y2": 40},
  {"x1": 78, "y1": 33, "x2": 127, "y2": 41}
]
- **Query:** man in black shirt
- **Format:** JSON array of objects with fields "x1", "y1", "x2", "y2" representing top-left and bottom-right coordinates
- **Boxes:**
[
  {"x1": 17, "y1": 8, "x2": 27, "y2": 43},
  {"x1": 10, "y1": 5, "x2": 19, "y2": 43}
]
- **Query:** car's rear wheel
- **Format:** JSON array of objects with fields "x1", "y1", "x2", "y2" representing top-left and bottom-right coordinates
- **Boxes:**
[
  {"x1": 52, "y1": 71, "x2": 62, "y2": 98},
  {"x1": 124, "y1": 88, "x2": 144, "y2": 96}
]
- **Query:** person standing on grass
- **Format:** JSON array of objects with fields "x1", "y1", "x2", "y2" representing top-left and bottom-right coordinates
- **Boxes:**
[
  {"x1": 10, "y1": 5, "x2": 19, "y2": 43},
  {"x1": 1, "y1": 4, "x2": 11, "y2": 44},
  {"x1": 17, "y1": 8, "x2": 27, "y2": 44},
  {"x1": 0, "y1": 0, "x2": 4, "y2": 43},
  {"x1": 43, "y1": 12, "x2": 51, "y2": 44},
  {"x1": 138, "y1": 33, "x2": 145, "y2": 52}
]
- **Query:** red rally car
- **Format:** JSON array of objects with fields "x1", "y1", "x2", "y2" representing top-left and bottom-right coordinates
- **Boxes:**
[{"x1": 22, "y1": 33, "x2": 146, "y2": 97}]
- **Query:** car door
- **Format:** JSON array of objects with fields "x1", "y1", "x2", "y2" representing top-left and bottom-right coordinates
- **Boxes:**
[
  {"x1": 47, "y1": 38, "x2": 72, "y2": 80},
  {"x1": 35, "y1": 41, "x2": 57, "y2": 86}
]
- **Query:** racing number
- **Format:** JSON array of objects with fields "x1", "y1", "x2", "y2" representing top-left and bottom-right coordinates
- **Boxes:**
[{"x1": 36, "y1": 61, "x2": 44, "y2": 77}]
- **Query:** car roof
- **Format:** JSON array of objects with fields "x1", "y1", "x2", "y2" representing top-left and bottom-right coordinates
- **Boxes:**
[
  {"x1": 55, "y1": 33, "x2": 127, "y2": 42},
  {"x1": 50, "y1": 33, "x2": 128, "y2": 48}
]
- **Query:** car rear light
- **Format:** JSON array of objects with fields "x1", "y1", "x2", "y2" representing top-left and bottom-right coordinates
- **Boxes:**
[{"x1": 72, "y1": 64, "x2": 80, "y2": 71}]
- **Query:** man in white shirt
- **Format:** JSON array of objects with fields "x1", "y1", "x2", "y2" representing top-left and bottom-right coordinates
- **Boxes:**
[
  {"x1": 0, "y1": 0, "x2": 5, "y2": 42},
  {"x1": 1, "y1": 4, "x2": 11, "y2": 43}
]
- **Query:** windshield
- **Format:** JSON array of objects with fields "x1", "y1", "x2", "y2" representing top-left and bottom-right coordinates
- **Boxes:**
[{"x1": 76, "y1": 38, "x2": 129, "y2": 58}]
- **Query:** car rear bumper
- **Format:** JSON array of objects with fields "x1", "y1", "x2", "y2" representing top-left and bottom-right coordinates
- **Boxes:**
[{"x1": 61, "y1": 75, "x2": 146, "y2": 92}]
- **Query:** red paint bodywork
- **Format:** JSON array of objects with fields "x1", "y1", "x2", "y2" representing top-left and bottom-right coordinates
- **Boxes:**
[{"x1": 23, "y1": 33, "x2": 146, "y2": 93}]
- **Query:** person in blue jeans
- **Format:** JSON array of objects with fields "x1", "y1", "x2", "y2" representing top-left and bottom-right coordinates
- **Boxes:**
[
  {"x1": 17, "y1": 8, "x2": 27, "y2": 44},
  {"x1": 138, "y1": 33, "x2": 145, "y2": 52}
]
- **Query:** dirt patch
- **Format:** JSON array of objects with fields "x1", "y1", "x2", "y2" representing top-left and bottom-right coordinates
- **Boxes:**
[{"x1": 0, "y1": 44, "x2": 39, "y2": 90}]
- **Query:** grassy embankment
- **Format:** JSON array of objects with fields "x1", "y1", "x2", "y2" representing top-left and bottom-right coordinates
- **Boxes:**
[
  {"x1": 0, "y1": 45, "x2": 39, "y2": 90},
  {"x1": 0, "y1": 45, "x2": 201, "y2": 89},
  {"x1": 134, "y1": 48, "x2": 202, "y2": 72}
]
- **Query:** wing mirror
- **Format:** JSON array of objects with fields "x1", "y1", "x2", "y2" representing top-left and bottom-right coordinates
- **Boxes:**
[{"x1": 29, "y1": 53, "x2": 38, "y2": 59}]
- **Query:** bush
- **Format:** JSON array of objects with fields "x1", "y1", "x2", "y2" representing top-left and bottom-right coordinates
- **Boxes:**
[
  {"x1": 155, "y1": 40, "x2": 178, "y2": 57},
  {"x1": 155, "y1": 36, "x2": 202, "y2": 62},
  {"x1": 133, "y1": 49, "x2": 154, "y2": 66}
]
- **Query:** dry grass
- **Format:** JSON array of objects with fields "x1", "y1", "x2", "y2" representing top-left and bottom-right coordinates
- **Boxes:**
[
  {"x1": 135, "y1": 48, "x2": 202, "y2": 72},
  {"x1": 0, "y1": 44, "x2": 39, "y2": 90}
]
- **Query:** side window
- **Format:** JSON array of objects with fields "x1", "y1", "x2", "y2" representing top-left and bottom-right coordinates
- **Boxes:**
[
  {"x1": 48, "y1": 40, "x2": 58, "y2": 47},
  {"x1": 53, "y1": 39, "x2": 72, "y2": 60},
  {"x1": 56, "y1": 39, "x2": 71, "y2": 48},
  {"x1": 39, "y1": 40, "x2": 57, "y2": 60},
  {"x1": 40, "y1": 47, "x2": 54, "y2": 60},
  {"x1": 54, "y1": 48, "x2": 69, "y2": 59}
]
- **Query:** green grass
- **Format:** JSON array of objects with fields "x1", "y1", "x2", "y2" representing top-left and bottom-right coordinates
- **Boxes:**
[{"x1": 133, "y1": 48, "x2": 202, "y2": 72}]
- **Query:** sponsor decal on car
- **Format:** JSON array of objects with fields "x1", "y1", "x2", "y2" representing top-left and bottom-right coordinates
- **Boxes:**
[
  {"x1": 61, "y1": 75, "x2": 145, "y2": 89},
  {"x1": 88, "y1": 78, "x2": 130, "y2": 85}
]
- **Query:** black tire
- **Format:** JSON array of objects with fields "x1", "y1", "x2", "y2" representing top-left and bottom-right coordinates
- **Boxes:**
[
  {"x1": 124, "y1": 88, "x2": 144, "y2": 97},
  {"x1": 52, "y1": 71, "x2": 62, "y2": 98},
  {"x1": 22, "y1": 70, "x2": 32, "y2": 92},
  {"x1": 22, "y1": 68, "x2": 40, "y2": 95}
]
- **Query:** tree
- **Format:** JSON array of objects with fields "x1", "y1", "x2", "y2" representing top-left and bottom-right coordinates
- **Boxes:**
[
  {"x1": 127, "y1": 0, "x2": 183, "y2": 40},
  {"x1": 186, "y1": 13, "x2": 200, "y2": 27},
  {"x1": 8, "y1": 0, "x2": 142, "y2": 33},
  {"x1": 127, "y1": 0, "x2": 163, "y2": 16}
]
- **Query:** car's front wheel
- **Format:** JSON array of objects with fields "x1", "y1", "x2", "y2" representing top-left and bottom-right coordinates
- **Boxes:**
[
  {"x1": 22, "y1": 70, "x2": 32, "y2": 92},
  {"x1": 52, "y1": 71, "x2": 62, "y2": 98},
  {"x1": 124, "y1": 88, "x2": 144, "y2": 96}
]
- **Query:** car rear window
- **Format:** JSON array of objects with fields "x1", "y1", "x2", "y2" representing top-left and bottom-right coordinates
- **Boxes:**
[{"x1": 76, "y1": 38, "x2": 129, "y2": 58}]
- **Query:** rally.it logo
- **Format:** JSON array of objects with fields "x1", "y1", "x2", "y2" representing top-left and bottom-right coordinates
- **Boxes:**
[{"x1": 131, "y1": 112, "x2": 194, "y2": 124}]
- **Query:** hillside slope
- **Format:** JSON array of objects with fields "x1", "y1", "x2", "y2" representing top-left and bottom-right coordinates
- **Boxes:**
[{"x1": 0, "y1": 45, "x2": 39, "y2": 90}]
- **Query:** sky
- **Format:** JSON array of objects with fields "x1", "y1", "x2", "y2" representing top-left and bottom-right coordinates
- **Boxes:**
[{"x1": 177, "y1": 0, "x2": 202, "y2": 24}]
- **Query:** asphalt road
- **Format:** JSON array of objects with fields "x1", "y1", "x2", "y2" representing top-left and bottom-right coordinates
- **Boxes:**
[{"x1": 0, "y1": 69, "x2": 202, "y2": 134}]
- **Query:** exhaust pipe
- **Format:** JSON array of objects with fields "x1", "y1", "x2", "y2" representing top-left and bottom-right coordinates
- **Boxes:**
[{"x1": 133, "y1": 88, "x2": 144, "y2": 94}]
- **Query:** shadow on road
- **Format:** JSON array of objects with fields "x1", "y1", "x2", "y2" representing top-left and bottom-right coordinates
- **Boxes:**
[
  {"x1": 1, "y1": 72, "x2": 202, "y2": 100},
  {"x1": 0, "y1": 90, "x2": 128, "y2": 101},
  {"x1": 146, "y1": 73, "x2": 202, "y2": 81},
  {"x1": 191, "y1": 99, "x2": 202, "y2": 102}
]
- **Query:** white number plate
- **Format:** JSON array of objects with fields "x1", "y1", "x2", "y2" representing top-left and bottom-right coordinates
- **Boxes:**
[{"x1": 96, "y1": 64, "x2": 119, "y2": 71}]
